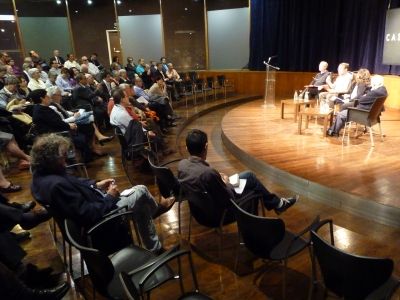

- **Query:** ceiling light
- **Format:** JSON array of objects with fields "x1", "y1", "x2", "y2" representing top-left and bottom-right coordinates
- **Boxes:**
[
  {"x1": 116, "y1": 0, "x2": 122, "y2": 5},
  {"x1": 87, "y1": 0, "x2": 93, "y2": 4},
  {"x1": 75, "y1": 10, "x2": 78, "y2": 13},
  {"x1": 128, "y1": 9, "x2": 132, "y2": 13},
  {"x1": 0, "y1": 29, "x2": 5, "y2": 33},
  {"x1": 184, "y1": 7, "x2": 188, "y2": 11},
  {"x1": 56, "y1": 0, "x2": 62, "y2": 4}
]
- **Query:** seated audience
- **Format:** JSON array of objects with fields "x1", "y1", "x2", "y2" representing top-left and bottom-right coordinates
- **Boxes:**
[
  {"x1": 49, "y1": 49, "x2": 65, "y2": 68},
  {"x1": 0, "y1": 52, "x2": 10, "y2": 67},
  {"x1": 165, "y1": 63, "x2": 182, "y2": 100},
  {"x1": 0, "y1": 166, "x2": 21, "y2": 192},
  {"x1": 55, "y1": 68, "x2": 74, "y2": 95},
  {"x1": 49, "y1": 86, "x2": 110, "y2": 155},
  {"x1": 27, "y1": 68, "x2": 46, "y2": 91},
  {"x1": 9, "y1": 59, "x2": 21, "y2": 77},
  {"x1": 0, "y1": 131, "x2": 31, "y2": 170},
  {"x1": 96, "y1": 71, "x2": 113, "y2": 104},
  {"x1": 110, "y1": 88, "x2": 172, "y2": 155},
  {"x1": 31, "y1": 133, "x2": 175, "y2": 253},
  {"x1": 119, "y1": 69, "x2": 132, "y2": 85},
  {"x1": 16, "y1": 76, "x2": 29, "y2": 99},
  {"x1": 48, "y1": 59, "x2": 61, "y2": 76},
  {"x1": 29, "y1": 50, "x2": 48, "y2": 71},
  {"x1": 63, "y1": 54, "x2": 80, "y2": 70},
  {"x1": 0, "y1": 261, "x2": 69, "y2": 300},
  {"x1": 178, "y1": 129, "x2": 298, "y2": 215},
  {"x1": 135, "y1": 58, "x2": 145, "y2": 76},
  {"x1": 141, "y1": 64, "x2": 153, "y2": 89},
  {"x1": 0, "y1": 66, "x2": 6, "y2": 90},
  {"x1": 89, "y1": 53, "x2": 104, "y2": 70},
  {"x1": 327, "y1": 75, "x2": 387, "y2": 136},
  {"x1": 21, "y1": 63, "x2": 31, "y2": 83},
  {"x1": 125, "y1": 57, "x2": 136, "y2": 80},
  {"x1": 45, "y1": 70, "x2": 58, "y2": 90},
  {"x1": 30, "y1": 89, "x2": 93, "y2": 163},
  {"x1": 319, "y1": 62, "x2": 353, "y2": 107},
  {"x1": 35, "y1": 64, "x2": 48, "y2": 83},
  {"x1": 81, "y1": 56, "x2": 99, "y2": 76},
  {"x1": 160, "y1": 57, "x2": 168, "y2": 73},
  {"x1": 0, "y1": 75, "x2": 20, "y2": 109}
]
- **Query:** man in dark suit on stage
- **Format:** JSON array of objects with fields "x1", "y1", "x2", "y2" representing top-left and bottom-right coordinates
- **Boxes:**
[{"x1": 327, "y1": 75, "x2": 388, "y2": 136}]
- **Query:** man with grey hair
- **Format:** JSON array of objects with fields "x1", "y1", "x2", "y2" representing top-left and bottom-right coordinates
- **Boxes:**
[
  {"x1": 27, "y1": 68, "x2": 46, "y2": 91},
  {"x1": 31, "y1": 133, "x2": 175, "y2": 254},
  {"x1": 327, "y1": 75, "x2": 388, "y2": 136},
  {"x1": 0, "y1": 75, "x2": 20, "y2": 109},
  {"x1": 81, "y1": 56, "x2": 99, "y2": 76}
]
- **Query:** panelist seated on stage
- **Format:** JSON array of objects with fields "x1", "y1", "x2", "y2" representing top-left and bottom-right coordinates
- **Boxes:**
[
  {"x1": 327, "y1": 75, "x2": 387, "y2": 137},
  {"x1": 304, "y1": 61, "x2": 331, "y2": 98},
  {"x1": 319, "y1": 62, "x2": 353, "y2": 107},
  {"x1": 178, "y1": 129, "x2": 298, "y2": 216},
  {"x1": 336, "y1": 68, "x2": 371, "y2": 111}
]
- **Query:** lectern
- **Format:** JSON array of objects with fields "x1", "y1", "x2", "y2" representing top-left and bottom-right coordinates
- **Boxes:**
[{"x1": 262, "y1": 59, "x2": 280, "y2": 109}]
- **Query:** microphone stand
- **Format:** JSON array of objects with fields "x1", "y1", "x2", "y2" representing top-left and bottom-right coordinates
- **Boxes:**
[{"x1": 262, "y1": 59, "x2": 280, "y2": 109}]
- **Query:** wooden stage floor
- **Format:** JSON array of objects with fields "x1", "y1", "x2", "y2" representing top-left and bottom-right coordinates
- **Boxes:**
[{"x1": 221, "y1": 99, "x2": 400, "y2": 227}]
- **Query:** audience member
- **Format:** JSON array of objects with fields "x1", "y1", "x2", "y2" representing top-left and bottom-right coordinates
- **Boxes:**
[
  {"x1": 178, "y1": 129, "x2": 298, "y2": 215},
  {"x1": 160, "y1": 57, "x2": 168, "y2": 73},
  {"x1": 63, "y1": 54, "x2": 80, "y2": 70},
  {"x1": 30, "y1": 89, "x2": 93, "y2": 163},
  {"x1": 81, "y1": 56, "x2": 99, "y2": 76},
  {"x1": 136, "y1": 58, "x2": 145, "y2": 75},
  {"x1": 49, "y1": 49, "x2": 65, "y2": 67},
  {"x1": 119, "y1": 69, "x2": 132, "y2": 85},
  {"x1": 9, "y1": 59, "x2": 22, "y2": 77},
  {"x1": 0, "y1": 52, "x2": 10, "y2": 67},
  {"x1": 27, "y1": 68, "x2": 46, "y2": 91},
  {"x1": 31, "y1": 133, "x2": 175, "y2": 253},
  {"x1": 0, "y1": 75, "x2": 20, "y2": 109},
  {"x1": 125, "y1": 57, "x2": 136, "y2": 80},
  {"x1": 89, "y1": 53, "x2": 104, "y2": 70},
  {"x1": 55, "y1": 68, "x2": 74, "y2": 95}
]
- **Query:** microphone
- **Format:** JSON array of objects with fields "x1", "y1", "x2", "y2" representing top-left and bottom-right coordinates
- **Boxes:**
[{"x1": 267, "y1": 55, "x2": 278, "y2": 63}]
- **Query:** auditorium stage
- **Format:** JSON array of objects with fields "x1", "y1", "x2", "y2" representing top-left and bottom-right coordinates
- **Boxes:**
[{"x1": 221, "y1": 99, "x2": 400, "y2": 227}]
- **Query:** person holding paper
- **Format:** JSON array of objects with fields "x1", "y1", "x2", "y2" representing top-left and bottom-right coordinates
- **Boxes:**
[
  {"x1": 178, "y1": 129, "x2": 298, "y2": 215},
  {"x1": 30, "y1": 133, "x2": 175, "y2": 254}
]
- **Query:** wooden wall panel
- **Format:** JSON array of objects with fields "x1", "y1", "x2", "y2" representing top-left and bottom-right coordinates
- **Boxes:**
[{"x1": 197, "y1": 70, "x2": 400, "y2": 109}]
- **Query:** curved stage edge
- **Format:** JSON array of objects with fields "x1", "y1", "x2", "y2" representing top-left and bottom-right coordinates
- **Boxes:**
[{"x1": 221, "y1": 99, "x2": 400, "y2": 228}]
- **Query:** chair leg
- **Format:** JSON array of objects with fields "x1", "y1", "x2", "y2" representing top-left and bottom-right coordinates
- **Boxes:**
[
  {"x1": 68, "y1": 243, "x2": 73, "y2": 275},
  {"x1": 282, "y1": 259, "x2": 287, "y2": 300},
  {"x1": 308, "y1": 246, "x2": 317, "y2": 300},
  {"x1": 379, "y1": 122, "x2": 384, "y2": 141},
  {"x1": 188, "y1": 214, "x2": 192, "y2": 242},
  {"x1": 341, "y1": 122, "x2": 347, "y2": 144},
  {"x1": 178, "y1": 201, "x2": 182, "y2": 236},
  {"x1": 369, "y1": 126, "x2": 375, "y2": 147}
]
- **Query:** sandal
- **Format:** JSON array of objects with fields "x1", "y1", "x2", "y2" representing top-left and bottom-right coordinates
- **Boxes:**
[{"x1": 0, "y1": 182, "x2": 22, "y2": 193}]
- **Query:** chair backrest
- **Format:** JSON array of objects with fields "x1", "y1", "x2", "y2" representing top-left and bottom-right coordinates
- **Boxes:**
[
  {"x1": 206, "y1": 77, "x2": 214, "y2": 88},
  {"x1": 368, "y1": 96, "x2": 387, "y2": 123},
  {"x1": 115, "y1": 126, "x2": 129, "y2": 153},
  {"x1": 185, "y1": 190, "x2": 235, "y2": 228},
  {"x1": 230, "y1": 199, "x2": 285, "y2": 259},
  {"x1": 311, "y1": 231, "x2": 394, "y2": 299},
  {"x1": 188, "y1": 71, "x2": 197, "y2": 82},
  {"x1": 217, "y1": 75, "x2": 225, "y2": 86},
  {"x1": 147, "y1": 156, "x2": 180, "y2": 199},
  {"x1": 64, "y1": 219, "x2": 115, "y2": 297}
]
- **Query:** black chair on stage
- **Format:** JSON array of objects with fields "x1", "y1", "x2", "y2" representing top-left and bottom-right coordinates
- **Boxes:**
[
  {"x1": 310, "y1": 230, "x2": 400, "y2": 299},
  {"x1": 342, "y1": 96, "x2": 387, "y2": 147},
  {"x1": 216, "y1": 75, "x2": 235, "y2": 99},
  {"x1": 230, "y1": 198, "x2": 333, "y2": 299}
]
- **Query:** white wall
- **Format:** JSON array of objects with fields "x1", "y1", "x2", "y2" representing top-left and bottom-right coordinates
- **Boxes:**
[
  {"x1": 207, "y1": 7, "x2": 250, "y2": 69},
  {"x1": 119, "y1": 15, "x2": 163, "y2": 63}
]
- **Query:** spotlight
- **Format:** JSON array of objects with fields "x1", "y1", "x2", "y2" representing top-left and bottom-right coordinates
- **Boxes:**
[
  {"x1": 87, "y1": 0, "x2": 93, "y2": 4},
  {"x1": 184, "y1": 7, "x2": 188, "y2": 11},
  {"x1": 116, "y1": 0, "x2": 121, "y2": 5},
  {"x1": 75, "y1": 10, "x2": 78, "y2": 13},
  {"x1": 0, "y1": 29, "x2": 5, "y2": 33},
  {"x1": 56, "y1": 0, "x2": 62, "y2": 4}
]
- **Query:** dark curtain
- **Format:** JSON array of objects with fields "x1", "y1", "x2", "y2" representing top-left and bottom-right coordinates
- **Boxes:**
[{"x1": 249, "y1": 0, "x2": 400, "y2": 74}]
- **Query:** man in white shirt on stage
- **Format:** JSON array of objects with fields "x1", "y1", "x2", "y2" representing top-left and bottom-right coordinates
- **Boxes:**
[{"x1": 319, "y1": 62, "x2": 353, "y2": 108}]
